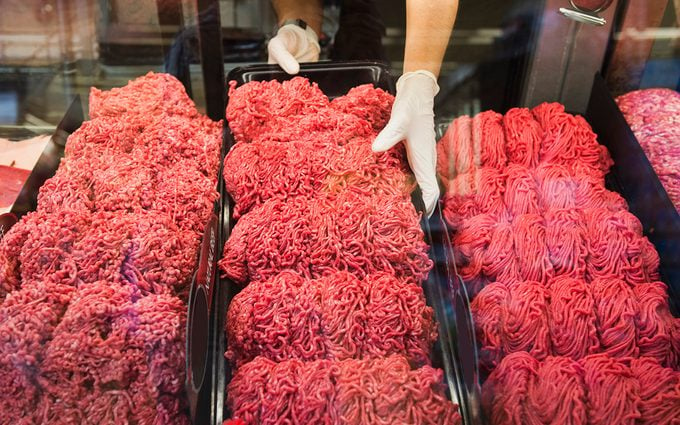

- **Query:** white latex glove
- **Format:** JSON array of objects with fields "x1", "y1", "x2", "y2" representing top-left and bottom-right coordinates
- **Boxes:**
[
  {"x1": 372, "y1": 70, "x2": 440, "y2": 217},
  {"x1": 267, "y1": 24, "x2": 320, "y2": 74}
]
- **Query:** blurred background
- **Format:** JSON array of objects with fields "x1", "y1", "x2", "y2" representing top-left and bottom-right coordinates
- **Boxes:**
[{"x1": 0, "y1": 0, "x2": 678, "y2": 131}]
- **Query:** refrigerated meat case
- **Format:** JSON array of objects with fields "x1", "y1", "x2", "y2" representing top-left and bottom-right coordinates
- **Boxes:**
[{"x1": 0, "y1": 0, "x2": 679, "y2": 424}]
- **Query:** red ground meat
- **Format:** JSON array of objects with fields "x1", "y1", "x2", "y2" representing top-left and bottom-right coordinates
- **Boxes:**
[
  {"x1": 0, "y1": 278, "x2": 74, "y2": 423},
  {"x1": 584, "y1": 208, "x2": 660, "y2": 284},
  {"x1": 224, "y1": 136, "x2": 408, "y2": 218},
  {"x1": 441, "y1": 166, "x2": 508, "y2": 222},
  {"x1": 226, "y1": 77, "x2": 330, "y2": 143},
  {"x1": 0, "y1": 72, "x2": 219, "y2": 423},
  {"x1": 532, "y1": 102, "x2": 612, "y2": 175},
  {"x1": 38, "y1": 280, "x2": 188, "y2": 425},
  {"x1": 437, "y1": 115, "x2": 475, "y2": 179},
  {"x1": 471, "y1": 281, "x2": 509, "y2": 370},
  {"x1": 544, "y1": 208, "x2": 588, "y2": 279},
  {"x1": 524, "y1": 356, "x2": 588, "y2": 425},
  {"x1": 481, "y1": 351, "x2": 539, "y2": 425},
  {"x1": 580, "y1": 354, "x2": 642, "y2": 425},
  {"x1": 89, "y1": 71, "x2": 198, "y2": 119},
  {"x1": 616, "y1": 88, "x2": 680, "y2": 211},
  {"x1": 474, "y1": 110, "x2": 507, "y2": 169},
  {"x1": 227, "y1": 355, "x2": 461, "y2": 425},
  {"x1": 511, "y1": 214, "x2": 554, "y2": 285},
  {"x1": 502, "y1": 280, "x2": 551, "y2": 360},
  {"x1": 219, "y1": 190, "x2": 432, "y2": 286},
  {"x1": 0, "y1": 211, "x2": 44, "y2": 300},
  {"x1": 249, "y1": 109, "x2": 374, "y2": 146},
  {"x1": 504, "y1": 107, "x2": 542, "y2": 168},
  {"x1": 72, "y1": 210, "x2": 201, "y2": 299},
  {"x1": 329, "y1": 83, "x2": 394, "y2": 130},
  {"x1": 590, "y1": 277, "x2": 639, "y2": 358},
  {"x1": 548, "y1": 276, "x2": 599, "y2": 360},
  {"x1": 629, "y1": 357, "x2": 680, "y2": 424},
  {"x1": 503, "y1": 164, "x2": 541, "y2": 217},
  {"x1": 226, "y1": 271, "x2": 436, "y2": 368},
  {"x1": 483, "y1": 220, "x2": 521, "y2": 284},
  {"x1": 633, "y1": 282, "x2": 678, "y2": 369}
]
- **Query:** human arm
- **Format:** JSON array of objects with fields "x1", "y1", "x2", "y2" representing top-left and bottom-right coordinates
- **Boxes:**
[
  {"x1": 268, "y1": 0, "x2": 323, "y2": 74},
  {"x1": 373, "y1": 0, "x2": 459, "y2": 216}
]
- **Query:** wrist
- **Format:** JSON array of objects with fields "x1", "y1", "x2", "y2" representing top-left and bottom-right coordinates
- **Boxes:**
[
  {"x1": 397, "y1": 70, "x2": 440, "y2": 97},
  {"x1": 277, "y1": 15, "x2": 322, "y2": 37}
]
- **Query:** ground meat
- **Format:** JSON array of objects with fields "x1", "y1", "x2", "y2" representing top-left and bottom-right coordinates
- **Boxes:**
[
  {"x1": 89, "y1": 71, "x2": 199, "y2": 119},
  {"x1": 504, "y1": 107, "x2": 542, "y2": 168},
  {"x1": 37, "y1": 280, "x2": 188, "y2": 425},
  {"x1": 548, "y1": 276, "x2": 600, "y2": 360},
  {"x1": 219, "y1": 190, "x2": 432, "y2": 286},
  {"x1": 0, "y1": 72, "x2": 220, "y2": 423},
  {"x1": 470, "y1": 281, "x2": 509, "y2": 370},
  {"x1": 525, "y1": 356, "x2": 588, "y2": 425},
  {"x1": 501, "y1": 280, "x2": 551, "y2": 360},
  {"x1": 227, "y1": 355, "x2": 461, "y2": 425},
  {"x1": 481, "y1": 351, "x2": 539, "y2": 425},
  {"x1": 226, "y1": 271, "x2": 436, "y2": 368},
  {"x1": 483, "y1": 353, "x2": 680, "y2": 425},
  {"x1": 329, "y1": 84, "x2": 394, "y2": 130},
  {"x1": 471, "y1": 276, "x2": 680, "y2": 366},
  {"x1": 616, "y1": 88, "x2": 680, "y2": 211},
  {"x1": 584, "y1": 208, "x2": 659, "y2": 284},
  {"x1": 633, "y1": 282, "x2": 678, "y2": 369},
  {"x1": 226, "y1": 77, "x2": 330, "y2": 143},
  {"x1": 630, "y1": 357, "x2": 680, "y2": 424},
  {"x1": 224, "y1": 136, "x2": 408, "y2": 218},
  {"x1": 581, "y1": 354, "x2": 642, "y2": 425}
]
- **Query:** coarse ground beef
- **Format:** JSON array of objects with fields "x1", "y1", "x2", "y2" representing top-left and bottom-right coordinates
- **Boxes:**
[
  {"x1": 226, "y1": 77, "x2": 330, "y2": 143},
  {"x1": 89, "y1": 71, "x2": 199, "y2": 119},
  {"x1": 0, "y1": 72, "x2": 220, "y2": 423},
  {"x1": 616, "y1": 88, "x2": 680, "y2": 212},
  {"x1": 227, "y1": 355, "x2": 461, "y2": 425},
  {"x1": 219, "y1": 190, "x2": 432, "y2": 286},
  {"x1": 329, "y1": 84, "x2": 394, "y2": 130},
  {"x1": 224, "y1": 135, "x2": 409, "y2": 218},
  {"x1": 226, "y1": 271, "x2": 436, "y2": 367}
]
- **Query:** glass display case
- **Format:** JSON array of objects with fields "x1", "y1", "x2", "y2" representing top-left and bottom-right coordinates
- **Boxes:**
[{"x1": 0, "y1": 1, "x2": 678, "y2": 424}]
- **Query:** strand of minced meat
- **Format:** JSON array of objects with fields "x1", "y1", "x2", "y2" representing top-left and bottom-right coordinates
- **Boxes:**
[
  {"x1": 226, "y1": 270, "x2": 437, "y2": 368},
  {"x1": 616, "y1": 88, "x2": 680, "y2": 212},
  {"x1": 0, "y1": 72, "x2": 220, "y2": 423},
  {"x1": 227, "y1": 355, "x2": 462, "y2": 425}
]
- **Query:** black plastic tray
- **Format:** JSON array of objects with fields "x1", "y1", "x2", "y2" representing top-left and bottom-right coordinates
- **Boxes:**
[
  {"x1": 209, "y1": 61, "x2": 479, "y2": 425},
  {"x1": 586, "y1": 74, "x2": 680, "y2": 314}
]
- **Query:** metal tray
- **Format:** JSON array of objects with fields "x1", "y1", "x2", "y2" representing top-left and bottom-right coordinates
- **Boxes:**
[{"x1": 207, "y1": 61, "x2": 480, "y2": 425}]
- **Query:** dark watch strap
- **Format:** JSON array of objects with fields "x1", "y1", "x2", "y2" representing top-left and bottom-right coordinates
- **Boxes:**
[{"x1": 279, "y1": 19, "x2": 308, "y2": 30}]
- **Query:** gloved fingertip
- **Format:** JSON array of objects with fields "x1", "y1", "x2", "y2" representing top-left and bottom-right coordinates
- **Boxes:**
[{"x1": 422, "y1": 191, "x2": 440, "y2": 218}]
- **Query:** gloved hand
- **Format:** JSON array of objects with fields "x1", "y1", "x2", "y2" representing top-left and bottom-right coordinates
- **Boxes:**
[
  {"x1": 267, "y1": 23, "x2": 320, "y2": 74},
  {"x1": 372, "y1": 70, "x2": 440, "y2": 216}
]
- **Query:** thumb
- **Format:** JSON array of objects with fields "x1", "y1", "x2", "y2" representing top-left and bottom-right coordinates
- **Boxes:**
[
  {"x1": 268, "y1": 36, "x2": 300, "y2": 74},
  {"x1": 372, "y1": 120, "x2": 407, "y2": 152}
]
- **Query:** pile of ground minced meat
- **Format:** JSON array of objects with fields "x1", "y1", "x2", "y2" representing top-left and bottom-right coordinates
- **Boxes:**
[
  {"x1": 616, "y1": 88, "x2": 680, "y2": 213},
  {"x1": 220, "y1": 77, "x2": 461, "y2": 424},
  {"x1": 0, "y1": 72, "x2": 221, "y2": 424},
  {"x1": 437, "y1": 103, "x2": 680, "y2": 424}
]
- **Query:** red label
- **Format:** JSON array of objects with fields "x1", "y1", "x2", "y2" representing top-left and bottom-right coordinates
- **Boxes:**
[{"x1": 196, "y1": 213, "x2": 218, "y2": 304}]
